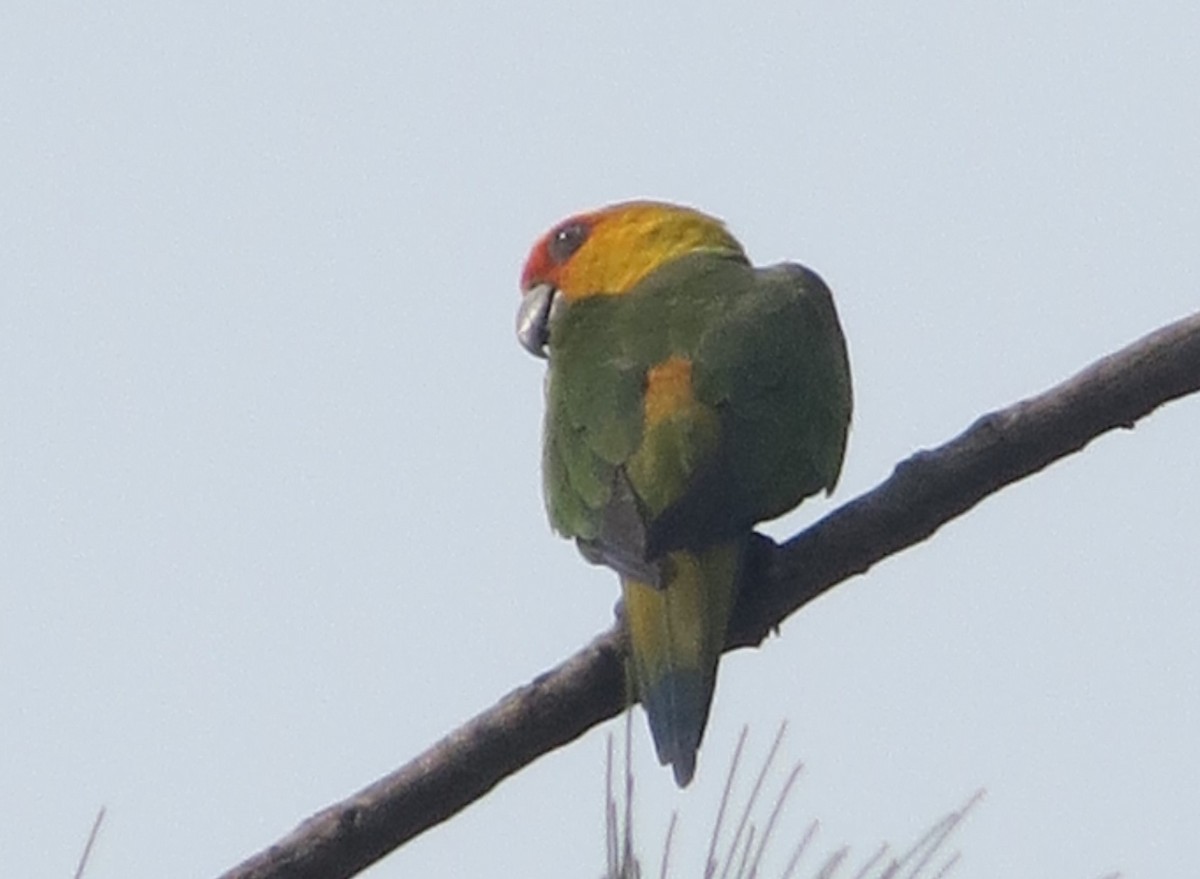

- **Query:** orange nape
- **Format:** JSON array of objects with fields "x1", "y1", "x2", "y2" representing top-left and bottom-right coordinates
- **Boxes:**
[{"x1": 520, "y1": 201, "x2": 745, "y2": 302}]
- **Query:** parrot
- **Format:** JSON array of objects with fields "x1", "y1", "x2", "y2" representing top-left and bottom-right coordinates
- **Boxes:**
[{"x1": 516, "y1": 200, "x2": 852, "y2": 787}]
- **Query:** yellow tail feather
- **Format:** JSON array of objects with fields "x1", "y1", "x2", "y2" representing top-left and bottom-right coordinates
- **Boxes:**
[{"x1": 621, "y1": 541, "x2": 741, "y2": 786}]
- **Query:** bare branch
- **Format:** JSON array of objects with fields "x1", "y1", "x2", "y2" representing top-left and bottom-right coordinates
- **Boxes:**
[
  {"x1": 218, "y1": 310, "x2": 1200, "y2": 879},
  {"x1": 730, "y1": 310, "x2": 1200, "y2": 646}
]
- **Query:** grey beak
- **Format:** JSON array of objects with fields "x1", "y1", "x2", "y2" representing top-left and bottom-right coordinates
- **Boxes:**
[{"x1": 516, "y1": 283, "x2": 557, "y2": 358}]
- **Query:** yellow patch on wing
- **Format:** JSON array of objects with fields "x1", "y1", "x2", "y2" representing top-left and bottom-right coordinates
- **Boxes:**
[
  {"x1": 627, "y1": 355, "x2": 719, "y2": 517},
  {"x1": 643, "y1": 356, "x2": 695, "y2": 427}
]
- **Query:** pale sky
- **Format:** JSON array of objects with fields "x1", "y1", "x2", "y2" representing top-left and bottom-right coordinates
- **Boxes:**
[{"x1": 2, "y1": 3, "x2": 1198, "y2": 877}]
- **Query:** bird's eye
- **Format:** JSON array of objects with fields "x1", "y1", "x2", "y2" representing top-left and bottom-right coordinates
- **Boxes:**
[{"x1": 547, "y1": 222, "x2": 589, "y2": 264}]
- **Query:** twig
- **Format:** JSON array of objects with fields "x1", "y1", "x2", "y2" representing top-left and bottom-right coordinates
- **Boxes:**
[{"x1": 73, "y1": 807, "x2": 106, "y2": 879}]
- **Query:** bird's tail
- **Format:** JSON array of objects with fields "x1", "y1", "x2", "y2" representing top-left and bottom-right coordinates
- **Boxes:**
[{"x1": 620, "y1": 540, "x2": 742, "y2": 787}]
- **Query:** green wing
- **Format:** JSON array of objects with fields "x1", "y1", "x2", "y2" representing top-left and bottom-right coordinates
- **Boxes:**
[
  {"x1": 542, "y1": 251, "x2": 851, "y2": 566},
  {"x1": 681, "y1": 261, "x2": 852, "y2": 540}
]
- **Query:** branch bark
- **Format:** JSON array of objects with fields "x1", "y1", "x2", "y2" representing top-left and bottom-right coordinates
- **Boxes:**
[{"x1": 218, "y1": 310, "x2": 1200, "y2": 879}]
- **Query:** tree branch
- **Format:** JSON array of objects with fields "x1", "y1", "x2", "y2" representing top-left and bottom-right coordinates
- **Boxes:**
[
  {"x1": 730, "y1": 310, "x2": 1200, "y2": 647},
  {"x1": 218, "y1": 310, "x2": 1200, "y2": 879}
]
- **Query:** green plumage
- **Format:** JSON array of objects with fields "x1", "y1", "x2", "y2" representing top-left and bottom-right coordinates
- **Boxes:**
[
  {"x1": 543, "y1": 251, "x2": 851, "y2": 554},
  {"x1": 538, "y1": 249, "x2": 851, "y2": 785}
]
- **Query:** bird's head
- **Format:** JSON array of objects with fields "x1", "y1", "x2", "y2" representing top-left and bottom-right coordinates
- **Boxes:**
[{"x1": 516, "y1": 200, "x2": 745, "y2": 357}]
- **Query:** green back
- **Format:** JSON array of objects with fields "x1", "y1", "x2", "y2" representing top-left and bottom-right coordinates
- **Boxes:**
[{"x1": 542, "y1": 250, "x2": 851, "y2": 562}]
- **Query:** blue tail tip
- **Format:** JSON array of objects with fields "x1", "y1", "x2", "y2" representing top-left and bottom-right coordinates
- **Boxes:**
[{"x1": 641, "y1": 669, "x2": 709, "y2": 788}]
